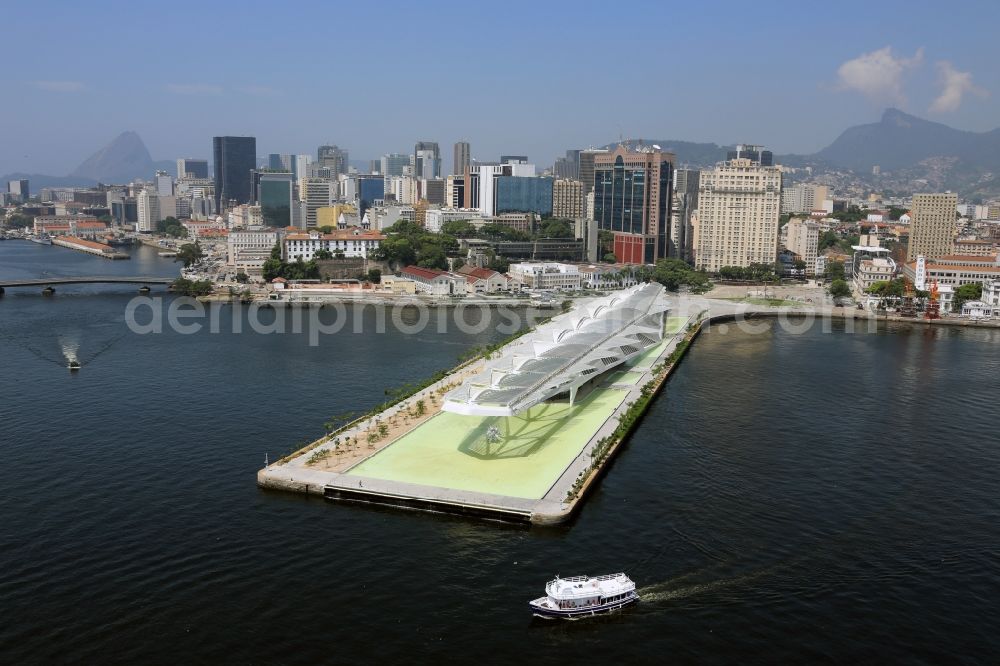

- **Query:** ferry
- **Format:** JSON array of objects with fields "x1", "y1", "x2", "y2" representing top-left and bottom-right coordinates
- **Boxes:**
[
  {"x1": 29, "y1": 234, "x2": 53, "y2": 245},
  {"x1": 529, "y1": 573, "x2": 639, "y2": 619}
]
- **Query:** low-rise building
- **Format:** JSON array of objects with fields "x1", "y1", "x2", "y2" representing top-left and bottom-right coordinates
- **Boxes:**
[
  {"x1": 400, "y1": 265, "x2": 462, "y2": 295},
  {"x1": 853, "y1": 256, "x2": 896, "y2": 297},
  {"x1": 455, "y1": 265, "x2": 509, "y2": 294},
  {"x1": 509, "y1": 262, "x2": 582, "y2": 290},
  {"x1": 901, "y1": 254, "x2": 1000, "y2": 288},
  {"x1": 284, "y1": 228, "x2": 384, "y2": 261},
  {"x1": 228, "y1": 229, "x2": 280, "y2": 272}
]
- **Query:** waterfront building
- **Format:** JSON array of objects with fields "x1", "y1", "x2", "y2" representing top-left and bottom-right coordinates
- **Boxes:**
[
  {"x1": 213, "y1": 136, "x2": 256, "y2": 210},
  {"x1": 508, "y1": 262, "x2": 582, "y2": 290},
  {"x1": 284, "y1": 228, "x2": 384, "y2": 261},
  {"x1": 453, "y1": 141, "x2": 470, "y2": 176},
  {"x1": 593, "y1": 145, "x2": 675, "y2": 264},
  {"x1": 32, "y1": 217, "x2": 108, "y2": 238},
  {"x1": 317, "y1": 145, "x2": 349, "y2": 176},
  {"x1": 454, "y1": 265, "x2": 510, "y2": 293},
  {"x1": 400, "y1": 265, "x2": 461, "y2": 295},
  {"x1": 960, "y1": 278, "x2": 1000, "y2": 317},
  {"x1": 853, "y1": 256, "x2": 897, "y2": 297},
  {"x1": 257, "y1": 173, "x2": 295, "y2": 228},
  {"x1": 901, "y1": 253, "x2": 1000, "y2": 289},
  {"x1": 907, "y1": 193, "x2": 960, "y2": 261},
  {"x1": 136, "y1": 189, "x2": 160, "y2": 232},
  {"x1": 552, "y1": 179, "x2": 585, "y2": 219},
  {"x1": 692, "y1": 152, "x2": 782, "y2": 273},
  {"x1": 784, "y1": 217, "x2": 821, "y2": 275}
]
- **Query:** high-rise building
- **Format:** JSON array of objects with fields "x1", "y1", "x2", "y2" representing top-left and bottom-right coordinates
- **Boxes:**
[
  {"x1": 268, "y1": 153, "x2": 293, "y2": 172},
  {"x1": 781, "y1": 183, "x2": 829, "y2": 214},
  {"x1": 495, "y1": 177, "x2": 553, "y2": 216},
  {"x1": 578, "y1": 149, "x2": 609, "y2": 196},
  {"x1": 783, "y1": 217, "x2": 820, "y2": 275},
  {"x1": 213, "y1": 136, "x2": 257, "y2": 210},
  {"x1": 7, "y1": 179, "x2": 29, "y2": 202},
  {"x1": 317, "y1": 145, "x2": 349, "y2": 176},
  {"x1": 463, "y1": 161, "x2": 536, "y2": 216},
  {"x1": 176, "y1": 159, "x2": 208, "y2": 179},
  {"x1": 727, "y1": 144, "x2": 773, "y2": 167},
  {"x1": 136, "y1": 189, "x2": 160, "y2": 232},
  {"x1": 300, "y1": 178, "x2": 336, "y2": 228},
  {"x1": 414, "y1": 141, "x2": 441, "y2": 179},
  {"x1": 380, "y1": 153, "x2": 409, "y2": 178},
  {"x1": 692, "y1": 152, "x2": 782, "y2": 272},
  {"x1": 257, "y1": 173, "x2": 295, "y2": 228},
  {"x1": 293, "y1": 155, "x2": 311, "y2": 182},
  {"x1": 552, "y1": 179, "x2": 585, "y2": 219},
  {"x1": 445, "y1": 175, "x2": 465, "y2": 209},
  {"x1": 154, "y1": 171, "x2": 173, "y2": 197},
  {"x1": 908, "y1": 192, "x2": 959, "y2": 261},
  {"x1": 357, "y1": 174, "x2": 386, "y2": 214},
  {"x1": 592, "y1": 145, "x2": 674, "y2": 263},
  {"x1": 553, "y1": 150, "x2": 580, "y2": 180},
  {"x1": 421, "y1": 179, "x2": 445, "y2": 206},
  {"x1": 453, "y1": 141, "x2": 470, "y2": 176},
  {"x1": 671, "y1": 169, "x2": 699, "y2": 260}
]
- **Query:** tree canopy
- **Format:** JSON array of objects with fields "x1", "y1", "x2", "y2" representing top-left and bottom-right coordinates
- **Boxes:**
[
  {"x1": 828, "y1": 279, "x2": 851, "y2": 299},
  {"x1": 175, "y1": 242, "x2": 204, "y2": 267},
  {"x1": 157, "y1": 216, "x2": 187, "y2": 238},
  {"x1": 652, "y1": 258, "x2": 711, "y2": 292}
]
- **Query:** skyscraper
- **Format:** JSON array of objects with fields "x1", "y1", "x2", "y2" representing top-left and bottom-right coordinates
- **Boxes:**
[
  {"x1": 553, "y1": 150, "x2": 580, "y2": 180},
  {"x1": 453, "y1": 141, "x2": 470, "y2": 176},
  {"x1": 258, "y1": 173, "x2": 295, "y2": 228},
  {"x1": 552, "y1": 179, "x2": 585, "y2": 219},
  {"x1": 154, "y1": 171, "x2": 173, "y2": 197},
  {"x1": 380, "y1": 153, "x2": 409, "y2": 178},
  {"x1": 414, "y1": 141, "x2": 441, "y2": 179},
  {"x1": 670, "y1": 168, "x2": 699, "y2": 260},
  {"x1": 176, "y1": 159, "x2": 208, "y2": 179},
  {"x1": 578, "y1": 148, "x2": 609, "y2": 196},
  {"x1": 908, "y1": 192, "x2": 959, "y2": 261},
  {"x1": 7, "y1": 179, "x2": 29, "y2": 202},
  {"x1": 317, "y1": 145, "x2": 349, "y2": 176},
  {"x1": 213, "y1": 136, "x2": 257, "y2": 210},
  {"x1": 592, "y1": 145, "x2": 674, "y2": 263},
  {"x1": 692, "y1": 151, "x2": 782, "y2": 272},
  {"x1": 268, "y1": 153, "x2": 293, "y2": 172}
]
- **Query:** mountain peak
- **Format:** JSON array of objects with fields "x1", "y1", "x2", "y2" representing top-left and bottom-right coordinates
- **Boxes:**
[{"x1": 69, "y1": 131, "x2": 156, "y2": 182}]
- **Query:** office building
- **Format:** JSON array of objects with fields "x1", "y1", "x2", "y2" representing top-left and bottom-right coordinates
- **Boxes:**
[
  {"x1": 578, "y1": 149, "x2": 609, "y2": 196},
  {"x1": 463, "y1": 161, "x2": 537, "y2": 216},
  {"x1": 446, "y1": 175, "x2": 465, "y2": 209},
  {"x1": 317, "y1": 145, "x2": 349, "y2": 176},
  {"x1": 414, "y1": 141, "x2": 441, "y2": 179},
  {"x1": 380, "y1": 153, "x2": 409, "y2": 178},
  {"x1": 501, "y1": 155, "x2": 528, "y2": 164},
  {"x1": 692, "y1": 152, "x2": 782, "y2": 272},
  {"x1": 508, "y1": 262, "x2": 582, "y2": 290},
  {"x1": 213, "y1": 136, "x2": 257, "y2": 210},
  {"x1": 671, "y1": 169, "x2": 699, "y2": 261},
  {"x1": 357, "y1": 174, "x2": 385, "y2": 214},
  {"x1": 293, "y1": 155, "x2": 311, "y2": 181},
  {"x1": 784, "y1": 217, "x2": 821, "y2": 275},
  {"x1": 257, "y1": 173, "x2": 295, "y2": 228},
  {"x1": 592, "y1": 145, "x2": 675, "y2": 263},
  {"x1": 154, "y1": 171, "x2": 173, "y2": 197},
  {"x1": 7, "y1": 179, "x2": 29, "y2": 202},
  {"x1": 268, "y1": 153, "x2": 293, "y2": 172},
  {"x1": 495, "y1": 177, "x2": 553, "y2": 216},
  {"x1": 553, "y1": 150, "x2": 581, "y2": 180},
  {"x1": 422, "y1": 179, "x2": 445, "y2": 206},
  {"x1": 453, "y1": 141, "x2": 470, "y2": 176},
  {"x1": 727, "y1": 143, "x2": 773, "y2": 167},
  {"x1": 176, "y1": 159, "x2": 208, "y2": 179},
  {"x1": 552, "y1": 179, "x2": 585, "y2": 219},
  {"x1": 781, "y1": 183, "x2": 829, "y2": 214},
  {"x1": 300, "y1": 178, "x2": 336, "y2": 229},
  {"x1": 907, "y1": 192, "x2": 960, "y2": 261}
]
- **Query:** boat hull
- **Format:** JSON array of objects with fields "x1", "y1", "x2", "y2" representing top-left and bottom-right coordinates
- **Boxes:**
[{"x1": 529, "y1": 594, "x2": 639, "y2": 619}]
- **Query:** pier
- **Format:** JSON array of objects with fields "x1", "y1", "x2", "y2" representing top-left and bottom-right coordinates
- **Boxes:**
[{"x1": 52, "y1": 236, "x2": 130, "y2": 259}]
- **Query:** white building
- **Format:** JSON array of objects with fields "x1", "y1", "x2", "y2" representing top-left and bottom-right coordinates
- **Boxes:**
[
  {"x1": 228, "y1": 229, "x2": 280, "y2": 271},
  {"x1": 283, "y1": 228, "x2": 384, "y2": 261},
  {"x1": 692, "y1": 156, "x2": 782, "y2": 273},
  {"x1": 853, "y1": 256, "x2": 897, "y2": 297},
  {"x1": 509, "y1": 262, "x2": 582, "y2": 290},
  {"x1": 400, "y1": 265, "x2": 462, "y2": 295},
  {"x1": 154, "y1": 171, "x2": 174, "y2": 197},
  {"x1": 136, "y1": 189, "x2": 160, "y2": 232},
  {"x1": 424, "y1": 208, "x2": 483, "y2": 233},
  {"x1": 784, "y1": 217, "x2": 820, "y2": 275},
  {"x1": 781, "y1": 183, "x2": 828, "y2": 214}
]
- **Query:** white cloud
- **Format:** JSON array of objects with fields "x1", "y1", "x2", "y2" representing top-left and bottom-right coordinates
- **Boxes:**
[
  {"x1": 836, "y1": 46, "x2": 923, "y2": 106},
  {"x1": 929, "y1": 61, "x2": 988, "y2": 113},
  {"x1": 32, "y1": 80, "x2": 86, "y2": 92},
  {"x1": 165, "y1": 83, "x2": 223, "y2": 95}
]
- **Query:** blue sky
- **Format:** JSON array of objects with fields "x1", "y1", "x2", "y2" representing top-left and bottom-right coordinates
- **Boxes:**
[{"x1": 3, "y1": 0, "x2": 999, "y2": 175}]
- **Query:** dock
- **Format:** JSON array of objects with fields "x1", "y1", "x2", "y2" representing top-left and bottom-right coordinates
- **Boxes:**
[{"x1": 53, "y1": 236, "x2": 130, "y2": 259}]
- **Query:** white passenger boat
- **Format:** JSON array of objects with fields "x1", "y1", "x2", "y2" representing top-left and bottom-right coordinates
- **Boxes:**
[{"x1": 529, "y1": 573, "x2": 638, "y2": 619}]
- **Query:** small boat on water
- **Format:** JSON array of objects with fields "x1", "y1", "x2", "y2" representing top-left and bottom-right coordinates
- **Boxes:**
[
  {"x1": 529, "y1": 573, "x2": 639, "y2": 619},
  {"x1": 67, "y1": 360, "x2": 81, "y2": 371},
  {"x1": 29, "y1": 234, "x2": 53, "y2": 245}
]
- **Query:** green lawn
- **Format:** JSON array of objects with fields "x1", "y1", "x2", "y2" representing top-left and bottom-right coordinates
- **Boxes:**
[{"x1": 346, "y1": 387, "x2": 629, "y2": 499}]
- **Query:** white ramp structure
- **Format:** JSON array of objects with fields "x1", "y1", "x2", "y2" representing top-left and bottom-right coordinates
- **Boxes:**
[{"x1": 442, "y1": 283, "x2": 670, "y2": 417}]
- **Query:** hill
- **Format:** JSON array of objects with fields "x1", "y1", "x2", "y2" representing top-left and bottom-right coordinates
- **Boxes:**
[{"x1": 68, "y1": 131, "x2": 170, "y2": 183}]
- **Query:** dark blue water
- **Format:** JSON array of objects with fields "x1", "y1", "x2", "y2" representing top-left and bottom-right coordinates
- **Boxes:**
[{"x1": 2, "y1": 240, "x2": 999, "y2": 663}]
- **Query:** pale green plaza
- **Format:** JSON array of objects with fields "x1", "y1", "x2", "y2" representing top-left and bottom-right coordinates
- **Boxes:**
[{"x1": 346, "y1": 386, "x2": 629, "y2": 499}]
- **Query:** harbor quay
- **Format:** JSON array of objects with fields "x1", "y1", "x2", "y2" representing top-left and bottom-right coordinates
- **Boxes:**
[{"x1": 258, "y1": 284, "x2": 696, "y2": 523}]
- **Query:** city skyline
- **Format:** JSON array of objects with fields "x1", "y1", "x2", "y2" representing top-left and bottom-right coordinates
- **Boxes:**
[{"x1": 3, "y1": 0, "x2": 999, "y2": 175}]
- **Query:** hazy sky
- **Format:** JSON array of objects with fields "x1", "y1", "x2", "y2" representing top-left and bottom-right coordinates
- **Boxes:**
[{"x1": 3, "y1": 0, "x2": 998, "y2": 175}]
